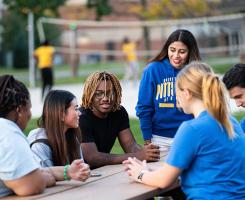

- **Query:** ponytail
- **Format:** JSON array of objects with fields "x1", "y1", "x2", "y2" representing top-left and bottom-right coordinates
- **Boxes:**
[{"x1": 202, "y1": 74, "x2": 234, "y2": 138}]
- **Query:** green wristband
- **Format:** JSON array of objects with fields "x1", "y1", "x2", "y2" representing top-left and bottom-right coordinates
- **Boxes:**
[{"x1": 64, "y1": 164, "x2": 70, "y2": 181}]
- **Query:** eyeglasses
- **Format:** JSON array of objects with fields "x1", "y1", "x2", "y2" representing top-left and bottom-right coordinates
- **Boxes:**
[{"x1": 94, "y1": 90, "x2": 115, "y2": 100}]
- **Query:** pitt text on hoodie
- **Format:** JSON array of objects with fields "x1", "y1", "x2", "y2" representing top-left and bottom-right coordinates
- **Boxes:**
[{"x1": 156, "y1": 77, "x2": 175, "y2": 108}]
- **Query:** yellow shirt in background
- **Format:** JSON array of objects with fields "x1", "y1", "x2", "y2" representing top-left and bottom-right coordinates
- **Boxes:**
[
  {"x1": 122, "y1": 42, "x2": 137, "y2": 62},
  {"x1": 34, "y1": 46, "x2": 55, "y2": 69}
]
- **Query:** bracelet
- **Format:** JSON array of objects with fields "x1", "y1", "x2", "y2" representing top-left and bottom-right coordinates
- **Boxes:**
[{"x1": 64, "y1": 164, "x2": 70, "y2": 181}]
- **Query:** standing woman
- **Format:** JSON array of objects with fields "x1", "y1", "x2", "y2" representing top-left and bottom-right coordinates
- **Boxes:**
[
  {"x1": 124, "y1": 62, "x2": 245, "y2": 199},
  {"x1": 0, "y1": 75, "x2": 89, "y2": 198},
  {"x1": 136, "y1": 29, "x2": 201, "y2": 150},
  {"x1": 28, "y1": 90, "x2": 85, "y2": 168}
]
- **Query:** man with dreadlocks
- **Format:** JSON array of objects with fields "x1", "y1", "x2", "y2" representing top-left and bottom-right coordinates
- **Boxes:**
[{"x1": 79, "y1": 71, "x2": 160, "y2": 169}]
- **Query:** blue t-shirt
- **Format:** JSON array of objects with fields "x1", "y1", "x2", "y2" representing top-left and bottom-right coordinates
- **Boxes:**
[
  {"x1": 240, "y1": 117, "x2": 245, "y2": 133},
  {"x1": 0, "y1": 118, "x2": 39, "y2": 197},
  {"x1": 136, "y1": 58, "x2": 193, "y2": 139},
  {"x1": 166, "y1": 111, "x2": 245, "y2": 199}
]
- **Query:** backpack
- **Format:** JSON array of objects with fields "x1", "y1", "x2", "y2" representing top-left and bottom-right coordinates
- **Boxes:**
[{"x1": 30, "y1": 138, "x2": 51, "y2": 148}]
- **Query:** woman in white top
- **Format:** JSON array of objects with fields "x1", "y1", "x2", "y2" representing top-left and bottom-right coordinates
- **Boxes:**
[{"x1": 28, "y1": 90, "x2": 84, "y2": 167}]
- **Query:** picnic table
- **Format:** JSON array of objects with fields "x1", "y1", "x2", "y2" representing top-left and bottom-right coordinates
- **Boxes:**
[{"x1": 3, "y1": 152, "x2": 177, "y2": 200}]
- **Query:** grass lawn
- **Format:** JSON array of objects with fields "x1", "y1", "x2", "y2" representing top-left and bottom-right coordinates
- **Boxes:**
[
  {"x1": 0, "y1": 61, "x2": 133, "y2": 86},
  {"x1": 25, "y1": 111, "x2": 244, "y2": 154},
  {"x1": 0, "y1": 58, "x2": 235, "y2": 87}
]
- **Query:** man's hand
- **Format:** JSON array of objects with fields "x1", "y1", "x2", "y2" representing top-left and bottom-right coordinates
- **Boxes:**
[
  {"x1": 144, "y1": 140, "x2": 151, "y2": 145},
  {"x1": 139, "y1": 143, "x2": 160, "y2": 162}
]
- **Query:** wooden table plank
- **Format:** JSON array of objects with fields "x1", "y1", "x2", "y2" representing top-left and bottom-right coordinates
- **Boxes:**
[
  {"x1": 36, "y1": 171, "x2": 165, "y2": 200},
  {"x1": 35, "y1": 160, "x2": 168, "y2": 200},
  {"x1": 1, "y1": 164, "x2": 125, "y2": 200},
  {"x1": 2, "y1": 152, "x2": 168, "y2": 200}
]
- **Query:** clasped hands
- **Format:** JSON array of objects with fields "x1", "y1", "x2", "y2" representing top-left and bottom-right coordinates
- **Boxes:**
[{"x1": 123, "y1": 157, "x2": 150, "y2": 183}]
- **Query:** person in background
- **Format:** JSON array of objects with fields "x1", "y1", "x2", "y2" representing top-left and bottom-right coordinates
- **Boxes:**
[
  {"x1": 223, "y1": 63, "x2": 245, "y2": 132},
  {"x1": 28, "y1": 90, "x2": 86, "y2": 168},
  {"x1": 122, "y1": 37, "x2": 140, "y2": 86},
  {"x1": 124, "y1": 62, "x2": 245, "y2": 200},
  {"x1": 0, "y1": 75, "x2": 90, "y2": 198},
  {"x1": 136, "y1": 29, "x2": 201, "y2": 152},
  {"x1": 79, "y1": 71, "x2": 160, "y2": 169},
  {"x1": 34, "y1": 40, "x2": 55, "y2": 99}
]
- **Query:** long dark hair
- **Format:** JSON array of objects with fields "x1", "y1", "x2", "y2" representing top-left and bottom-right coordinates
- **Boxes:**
[
  {"x1": 0, "y1": 75, "x2": 29, "y2": 118},
  {"x1": 38, "y1": 90, "x2": 81, "y2": 166},
  {"x1": 150, "y1": 29, "x2": 201, "y2": 63}
]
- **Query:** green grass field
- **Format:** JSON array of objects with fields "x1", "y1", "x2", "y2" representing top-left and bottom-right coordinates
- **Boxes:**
[
  {"x1": 25, "y1": 111, "x2": 244, "y2": 154},
  {"x1": 0, "y1": 59, "x2": 236, "y2": 87}
]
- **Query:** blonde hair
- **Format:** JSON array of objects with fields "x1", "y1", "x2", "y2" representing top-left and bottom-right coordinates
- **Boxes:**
[
  {"x1": 176, "y1": 62, "x2": 234, "y2": 138},
  {"x1": 81, "y1": 71, "x2": 122, "y2": 111}
]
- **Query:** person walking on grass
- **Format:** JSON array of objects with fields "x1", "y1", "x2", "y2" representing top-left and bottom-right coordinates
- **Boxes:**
[
  {"x1": 34, "y1": 40, "x2": 55, "y2": 100},
  {"x1": 122, "y1": 37, "x2": 140, "y2": 86}
]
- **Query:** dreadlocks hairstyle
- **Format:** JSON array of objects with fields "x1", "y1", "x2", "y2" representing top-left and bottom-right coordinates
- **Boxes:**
[
  {"x1": 0, "y1": 75, "x2": 30, "y2": 118},
  {"x1": 82, "y1": 71, "x2": 122, "y2": 111},
  {"x1": 176, "y1": 62, "x2": 234, "y2": 139},
  {"x1": 38, "y1": 90, "x2": 81, "y2": 166}
]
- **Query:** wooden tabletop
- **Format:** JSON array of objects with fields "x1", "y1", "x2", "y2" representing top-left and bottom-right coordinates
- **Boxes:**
[{"x1": 3, "y1": 152, "x2": 175, "y2": 200}]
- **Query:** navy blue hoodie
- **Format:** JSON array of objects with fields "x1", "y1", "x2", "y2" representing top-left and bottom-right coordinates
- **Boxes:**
[{"x1": 136, "y1": 58, "x2": 193, "y2": 140}]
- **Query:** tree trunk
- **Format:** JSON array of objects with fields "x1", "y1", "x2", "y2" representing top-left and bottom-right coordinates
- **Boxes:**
[{"x1": 141, "y1": 0, "x2": 151, "y2": 61}]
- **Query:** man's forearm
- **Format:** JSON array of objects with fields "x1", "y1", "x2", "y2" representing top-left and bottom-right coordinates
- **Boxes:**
[
  {"x1": 128, "y1": 143, "x2": 142, "y2": 153},
  {"x1": 86, "y1": 152, "x2": 142, "y2": 169}
]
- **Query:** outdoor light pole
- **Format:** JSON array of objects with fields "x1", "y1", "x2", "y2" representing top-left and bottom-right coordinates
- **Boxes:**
[{"x1": 28, "y1": 11, "x2": 35, "y2": 87}]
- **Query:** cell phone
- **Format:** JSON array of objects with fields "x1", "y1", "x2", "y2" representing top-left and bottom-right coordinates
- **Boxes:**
[{"x1": 90, "y1": 171, "x2": 102, "y2": 177}]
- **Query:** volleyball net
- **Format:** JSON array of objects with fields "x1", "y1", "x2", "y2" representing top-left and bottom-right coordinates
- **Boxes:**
[{"x1": 37, "y1": 13, "x2": 245, "y2": 67}]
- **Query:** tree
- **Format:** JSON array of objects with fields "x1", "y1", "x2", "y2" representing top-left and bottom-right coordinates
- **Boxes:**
[
  {"x1": 2, "y1": 0, "x2": 65, "y2": 68},
  {"x1": 129, "y1": 0, "x2": 219, "y2": 60},
  {"x1": 3, "y1": 0, "x2": 65, "y2": 17},
  {"x1": 140, "y1": 0, "x2": 151, "y2": 60},
  {"x1": 87, "y1": 0, "x2": 112, "y2": 21},
  {"x1": 0, "y1": 12, "x2": 28, "y2": 68},
  {"x1": 133, "y1": 0, "x2": 214, "y2": 20}
]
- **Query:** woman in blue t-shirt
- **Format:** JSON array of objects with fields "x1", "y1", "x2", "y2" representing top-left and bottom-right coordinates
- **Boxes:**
[{"x1": 124, "y1": 62, "x2": 245, "y2": 199}]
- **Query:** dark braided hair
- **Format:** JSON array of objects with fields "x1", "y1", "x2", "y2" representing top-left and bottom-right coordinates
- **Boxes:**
[{"x1": 0, "y1": 75, "x2": 30, "y2": 118}]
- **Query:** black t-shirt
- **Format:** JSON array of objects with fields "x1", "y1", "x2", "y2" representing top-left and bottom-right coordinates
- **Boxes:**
[{"x1": 79, "y1": 106, "x2": 130, "y2": 153}]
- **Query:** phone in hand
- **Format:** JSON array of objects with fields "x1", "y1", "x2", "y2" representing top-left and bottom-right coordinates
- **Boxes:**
[{"x1": 90, "y1": 171, "x2": 102, "y2": 177}]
